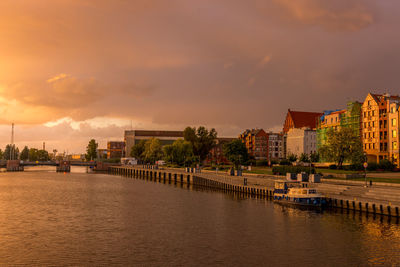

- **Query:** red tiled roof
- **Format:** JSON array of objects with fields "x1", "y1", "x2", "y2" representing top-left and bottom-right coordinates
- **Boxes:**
[{"x1": 288, "y1": 110, "x2": 323, "y2": 129}]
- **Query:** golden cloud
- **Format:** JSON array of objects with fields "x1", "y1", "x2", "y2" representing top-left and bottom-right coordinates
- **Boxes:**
[{"x1": 274, "y1": 0, "x2": 375, "y2": 31}]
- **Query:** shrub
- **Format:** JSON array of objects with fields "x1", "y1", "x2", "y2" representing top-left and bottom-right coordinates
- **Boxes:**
[
  {"x1": 270, "y1": 159, "x2": 279, "y2": 165},
  {"x1": 256, "y1": 160, "x2": 268, "y2": 167},
  {"x1": 348, "y1": 164, "x2": 364, "y2": 171},
  {"x1": 272, "y1": 165, "x2": 315, "y2": 175},
  {"x1": 378, "y1": 160, "x2": 395, "y2": 171},
  {"x1": 329, "y1": 164, "x2": 337, "y2": 169},
  {"x1": 366, "y1": 162, "x2": 378, "y2": 171},
  {"x1": 279, "y1": 159, "x2": 291, "y2": 166},
  {"x1": 247, "y1": 159, "x2": 256, "y2": 166}
]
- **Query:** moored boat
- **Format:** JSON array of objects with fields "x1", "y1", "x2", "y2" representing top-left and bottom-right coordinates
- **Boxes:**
[{"x1": 273, "y1": 181, "x2": 326, "y2": 207}]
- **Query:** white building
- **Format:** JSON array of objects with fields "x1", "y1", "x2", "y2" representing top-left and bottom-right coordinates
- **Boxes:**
[{"x1": 286, "y1": 128, "x2": 317, "y2": 157}]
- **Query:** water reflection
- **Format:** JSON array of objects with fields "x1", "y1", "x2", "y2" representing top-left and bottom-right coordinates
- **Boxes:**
[{"x1": 0, "y1": 168, "x2": 399, "y2": 266}]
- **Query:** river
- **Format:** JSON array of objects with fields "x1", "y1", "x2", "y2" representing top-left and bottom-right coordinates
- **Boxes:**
[{"x1": 0, "y1": 167, "x2": 399, "y2": 266}]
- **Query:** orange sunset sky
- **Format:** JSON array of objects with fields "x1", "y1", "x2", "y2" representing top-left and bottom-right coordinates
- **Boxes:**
[{"x1": 1, "y1": 0, "x2": 399, "y2": 153}]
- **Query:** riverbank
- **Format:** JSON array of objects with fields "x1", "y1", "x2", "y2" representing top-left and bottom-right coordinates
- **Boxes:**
[{"x1": 109, "y1": 166, "x2": 400, "y2": 218}]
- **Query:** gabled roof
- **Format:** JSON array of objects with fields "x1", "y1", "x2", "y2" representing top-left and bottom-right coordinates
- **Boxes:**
[
  {"x1": 369, "y1": 93, "x2": 400, "y2": 103},
  {"x1": 284, "y1": 109, "x2": 323, "y2": 132}
]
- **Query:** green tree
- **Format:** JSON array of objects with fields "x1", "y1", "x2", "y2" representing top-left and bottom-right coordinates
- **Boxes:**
[
  {"x1": 287, "y1": 153, "x2": 297, "y2": 162},
  {"x1": 85, "y1": 139, "x2": 98, "y2": 161},
  {"x1": 20, "y1": 146, "x2": 29, "y2": 161},
  {"x1": 37, "y1": 150, "x2": 50, "y2": 161},
  {"x1": 223, "y1": 139, "x2": 249, "y2": 170},
  {"x1": 319, "y1": 128, "x2": 363, "y2": 168},
  {"x1": 299, "y1": 153, "x2": 309, "y2": 163},
  {"x1": 131, "y1": 140, "x2": 146, "y2": 163},
  {"x1": 183, "y1": 126, "x2": 217, "y2": 165},
  {"x1": 143, "y1": 138, "x2": 163, "y2": 164},
  {"x1": 28, "y1": 148, "x2": 39, "y2": 161},
  {"x1": 163, "y1": 139, "x2": 194, "y2": 166},
  {"x1": 310, "y1": 151, "x2": 320, "y2": 163},
  {"x1": 4, "y1": 144, "x2": 18, "y2": 160}
]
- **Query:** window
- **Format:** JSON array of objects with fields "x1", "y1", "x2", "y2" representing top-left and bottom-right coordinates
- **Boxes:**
[
  {"x1": 392, "y1": 118, "x2": 397, "y2": 126},
  {"x1": 393, "y1": 142, "x2": 397, "y2": 149},
  {"x1": 393, "y1": 130, "x2": 397, "y2": 138},
  {"x1": 372, "y1": 111, "x2": 375, "y2": 116}
]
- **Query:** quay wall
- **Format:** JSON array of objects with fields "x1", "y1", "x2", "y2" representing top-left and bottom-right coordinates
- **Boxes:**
[{"x1": 108, "y1": 166, "x2": 400, "y2": 218}]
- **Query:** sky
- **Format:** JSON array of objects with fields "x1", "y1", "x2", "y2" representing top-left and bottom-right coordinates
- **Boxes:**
[{"x1": 1, "y1": 0, "x2": 400, "y2": 153}]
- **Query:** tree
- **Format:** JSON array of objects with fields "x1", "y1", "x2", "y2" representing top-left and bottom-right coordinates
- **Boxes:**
[
  {"x1": 20, "y1": 146, "x2": 29, "y2": 161},
  {"x1": 143, "y1": 138, "x2": 163, "y2": 164},
  {"x1": 310, "y1": 151, "x2": 320, "y2": 163},
  {"x1": 299, "y1": 153, "x2": 309, "y2": 163},
  {"x1": 183, "y1": 126, "x2": 217, "y2": 165},
  {"x1": 163, "y1": 139, "x2": 194, "y2": 166},
  {"x1": 287, "y1": 153, "x2": 297, "y2": 162},
  {"x1": 131, "y1": 140, "x2": 146, "y2": 163},
  {"x1": 37, "y1": 150, "x2": 50, "y2": 161},
  {"x1": 223, "y1": 139, "x2": 249, "y2": 170},
  {"x1": 85, "y1": 139, "x2": 98, "y2": 161},
  {"x1": 0, "y1": 149, "x2": 3, "y2": 160},
  {"x1": 28, "y1": 148, "x2": 39, "y2": 161},
  {"x1": 4, "y1": 144, "x2": 18, "y2": 160},
  {"x1": 319, "y1": 127, "x2": 363, "y2": 168}
]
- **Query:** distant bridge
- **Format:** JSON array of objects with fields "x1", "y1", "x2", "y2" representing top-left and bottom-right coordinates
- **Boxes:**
[{"x1": 0, "y1": 160, "x2": 97, "y2": 169}]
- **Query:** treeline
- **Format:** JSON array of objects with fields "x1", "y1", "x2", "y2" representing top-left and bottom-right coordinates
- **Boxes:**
[
  {"x1": 0, "y1": 145, "x2": 50, "y2": 161},
  {"x1": 130, "y1": 126, "x2": 249, "y2": 168}
]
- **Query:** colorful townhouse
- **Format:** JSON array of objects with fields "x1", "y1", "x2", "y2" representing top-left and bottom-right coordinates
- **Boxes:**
[
  {"x1": 316, "y1": 101, "x2": 362, "y2": 149},
  {"x1": 239, "y1": 129, "x2": 269, "y2": 160},
  {"x1": 362, "y1": 93, "x2": 400, "y2": 164}
]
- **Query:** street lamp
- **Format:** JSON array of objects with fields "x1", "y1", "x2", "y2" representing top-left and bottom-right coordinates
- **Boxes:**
[{"x1": 363, "y1": 152, "x2": 368, "y2": 187}]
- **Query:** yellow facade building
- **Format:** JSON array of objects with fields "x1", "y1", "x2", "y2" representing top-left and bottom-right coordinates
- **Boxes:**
[{"x1": 362, "y1": 93, "x2": 400, "y2": 163}]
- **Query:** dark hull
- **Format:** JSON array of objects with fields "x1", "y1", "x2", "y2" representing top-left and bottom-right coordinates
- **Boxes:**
[{"x1": 273, "y1": 199, "x2": 326, "y2": 210}]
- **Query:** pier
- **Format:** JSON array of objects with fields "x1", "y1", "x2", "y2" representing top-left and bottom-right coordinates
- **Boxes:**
[{"x1": 109, "y1": 165, "x2": 400, "y2": 218}]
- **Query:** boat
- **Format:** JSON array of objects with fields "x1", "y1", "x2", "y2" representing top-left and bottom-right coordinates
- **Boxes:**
[{"x1": 273, "y1": 181, "x2": 326, "y2": 208}]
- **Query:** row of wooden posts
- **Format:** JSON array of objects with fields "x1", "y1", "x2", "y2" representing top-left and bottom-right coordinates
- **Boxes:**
[{"x1": 109, "y1": 166, "x2": 400, "y2": 217}]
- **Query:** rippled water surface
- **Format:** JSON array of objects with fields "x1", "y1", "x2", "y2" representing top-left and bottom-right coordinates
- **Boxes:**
[{"x1": 0, "y1": 167, "x2": 399, "y2": 266}]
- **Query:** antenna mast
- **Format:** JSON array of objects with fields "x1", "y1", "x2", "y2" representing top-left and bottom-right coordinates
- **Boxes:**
[{"x1": 11, "y1": 123, "x2": 14, "y2": 160}]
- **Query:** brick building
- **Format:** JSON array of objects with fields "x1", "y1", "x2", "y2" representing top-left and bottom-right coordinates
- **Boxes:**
[
  {"x1": 239, "y1": 129, "x2": 269, "y2": 160},
  {"x1": 283, "y1": 109, "x2": 323, "y2": 133},
  {"x1": 207, "y1": 137, "x2": 237, "y2": 164}
]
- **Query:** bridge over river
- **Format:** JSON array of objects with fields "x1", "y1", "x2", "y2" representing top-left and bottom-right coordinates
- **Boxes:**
[{"x1": 0, "y1": 160, "x2": 99, "y2": 172}]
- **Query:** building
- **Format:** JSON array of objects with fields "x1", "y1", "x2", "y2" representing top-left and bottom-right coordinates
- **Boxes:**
[
  {"x1": 107, "y1": 141, "x2": 125, "y2": 159},
  {"x1": 362, "y1": 93, "x2": 400, "y2": 163},
  {"x1": 283, "y1": 109, "x2": 323, "y2": 133},
  {"x1": 268, "y1": 132, "x2": 284, "y2": 160},
  {"x1": 316, "y1": 101, "x2": 362, "y2": 149},
  {"x1": 239, "y1": 129, "x2": 269, "y2": 160},
  {"x1": 388, "y1": 101, "x2": 400, "y2": 167},
  {"x1": 207, "y1": 137, "x2": 237, "y2": 164},
  {"x1": 97, "y1": 149, "x2": 108, "y2": 159},
  {"x1": 286, "y1": 128, "x2": 317, "y2": 157},
  {"x1": 124, "y1": 130, "x2": 184, "y2": 157}
]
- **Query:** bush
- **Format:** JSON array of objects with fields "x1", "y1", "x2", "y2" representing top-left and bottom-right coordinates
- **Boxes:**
[
  {"x1": 367, "y1": 162, "x2": 378, "y2": 171},
  {"x1": 272, "y1": 165, "x2": 315, "y2": 175},
  {"x1": 256, "y1": 160, "x2": 268, "y2": 167},
  {"x1": 270, "y1": 159, "x2": 279, "y2": 165},
  {"x1": 378, "y1": 160, "x2": 395, "y2": 171},
  {"x1": 347, "y1": 164, "x2": 364, "y2": 171},
  {"x1": 279, "y1": 159, "x2": 291, "y2": 166},
  {"x1": 329, "y1": 164, "x2": 337, "y2": 169},
  {"x1": 247, "y1": 159, "x2": 256, "y2": 166}
]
